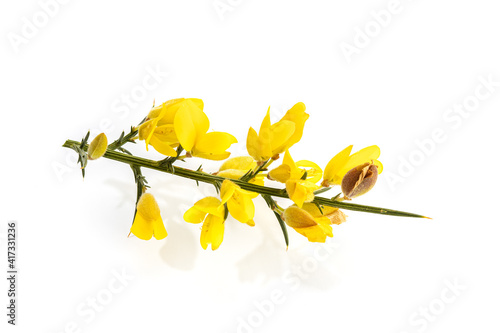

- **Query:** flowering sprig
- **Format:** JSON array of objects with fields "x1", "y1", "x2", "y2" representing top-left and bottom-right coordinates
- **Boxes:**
[{"x1": 63, "y1": 98, "x2": 428, "y2": 250}]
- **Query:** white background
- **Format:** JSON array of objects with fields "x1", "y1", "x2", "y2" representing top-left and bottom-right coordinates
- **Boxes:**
[{"x1": 1, "y1": 0, "x2": 500, "y2": 332}]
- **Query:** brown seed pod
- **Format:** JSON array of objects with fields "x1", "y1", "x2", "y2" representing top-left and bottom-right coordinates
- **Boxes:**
[{"x1": 341, "y1": 162, "x2": 378, "y2": 199}]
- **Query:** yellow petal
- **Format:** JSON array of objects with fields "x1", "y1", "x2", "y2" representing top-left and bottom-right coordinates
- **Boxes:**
[
  {"x1": 154, "y1": 124, "x2": 178, "y2": 143},
  {"x1": 259, "y1": 107, "x2": 272, "y2": 134},
  {"x1": 183, "y1": 206, "x2": 208, "y2": 224},
  {"x1": 301, "y1": 203, "x2": 347, "y2": 225},
  {"x1": 323, "y1": 145, "x2": 353, "y2": 185},
  {"x1": 173, "y1": 107, "x2": 196, "y2": 151},
  {"x1": 283, "y1": 204, "x2": 334, "y2": 243},
  {"x1": 186, "y1": 100, "x2": 209, "y2": 141},
  {"x1": 217, "y1": 169, "x2": 247, "y2": 180},
  {"x1": 219, "y1": 156, "x2": 256, "y2": 172},
  {"x1": 145, "y1": 117, "x2": 163, "y2": 150},
  {"x1": 268, "y1": 164, "x2": 292, "y2": 183},
  {"x1": 149, "y1": 136, "x2": 178, "y2": 157},
  {"x1": 158, "y1": 98, "x2": 204, "y2": 126},
  {"x1": 301, "y1": 203, "x2": 332, "y2": 218},
  {"x1": 246, "y1": 127, "x2": 269, "y2": 161},
  {"x1": 252, "y1": 108, "x2": 273, "y2": 160},
  {"x1": 200, "y1": 215, "x2": 225, "y2": 250},
  {"x1": 193, "y1": 197, "x2": 225, "y2": 217},
  {"x1": 283, "y1": 150, "x2": 305, "y2": 180},
  {"x1": 192, "y1": 132, "x2": 237, "y2": 159},
  {"x1": 286, "y1": 180, "x2": 308, "y2": 208},
  {"x1": 296, "y1": 160, "x2": 323, "y2": 184},
  {"x1": 219, "y1": 171, "x2": 266, "y2": 187},
  {"x1": 147, "y1": 98, "x2": 184, "y2": 120},
  {"x1": 270, "y1": 120, "x2": 295, "y2": 154},
  {"x1": 174, "y1": 100, "x2": 209, "y2": 151},
  {"x1": 286, "y1": 179, "x2": 317, "y2": 208},
  {"x1": 282, "y1": 149, "x2": 295, "y2": 168},
  {"x1": 283, "y1": 206, "x2": 317, "y2": 228},
  {"x1": 192, "y1": 151, "x2": 232, "y2": 161},
  {"x1": 136, "y1": 193, "x2": 161, "y2": 221},
  {"x1": 220, "y1": 180, "x2": 237, "y2": 205},
  {"x1": 268, "y1": 150, "x2": 304, "y2": 182},
  {"x1": 278, "y1": 102, "x2": 309, "y2": 149},
  {"x1": 249, "y1": 175, "x2": 265, "y2": 187},
  {"x1": 227, "y1": 190, "x2": 255, "y2": 224},
  {"x1": 341, "y1": 145, "x2": 381, "y2": 175},
  {"x1": 373, "y1": 159, "x2": 384, "y2": 174},
  {"x1": 152, "y1": 218, "x2": 168, "y2": 240},
  {"x1": 130, "y1": 213, "x2": 153, "y2": 240},
  {"x1": 293, "y1": 223, "x2": 333, "y2": 243},
  {"x1": 138, "y1": 119, "x2": 155, "y2": 141}
]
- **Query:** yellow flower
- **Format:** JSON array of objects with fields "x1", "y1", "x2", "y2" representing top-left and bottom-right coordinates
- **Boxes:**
[
  {"x1": 129, "y1": 193, "x2": 168, "y2": 240},
  {"x1": 216, "y1": 156, "x2": 264, "y2": 186},
  {"x1": 285, "y1": 179, "x2": 319, "y2": 208},
  {"x1": 139, "y1": 98, "x2": 201, "y2": 156},
  {"x1": 174, "y1": 99, "x2": 237, "y2": 160},
  {"x1": 302, "y1": 203, "x2": 347, "y2": 225},
  {"x1": 220, "y1": 180, "x2": 256, "y2": 226},
  {"x1": 267, "y1": 149, "x2": 304, "y2": 182},
  {"x1": 283, "y1": 203, "x2": 346, "y2": 242},
  {"x1": 268, "y1": 150, "x2": 322, "y2": 183},
  {"x1": 322, "y1": 145, "x2": 383, "y2": 187},
  {"x1": 272, "y1": 102, "x2": 309, "y2": 154},
  {"x1": 139, "y1": 98, "x2": 237, "y2": 160},
  {"x1": 183, "y1": 197, "x2": 226, "y2": 250},
  {"x1": 268, "y1": 150, "x2": 321, "y2": 207},
  {"x1": 147, "y1": 98, "x2": 203, "y2": 125},
  {"x1": 246, "y1": 103, "x2": 309, "y2": 162},
  {"x1": 88, "y1": 133, "x2": 108, "y2": 160}
]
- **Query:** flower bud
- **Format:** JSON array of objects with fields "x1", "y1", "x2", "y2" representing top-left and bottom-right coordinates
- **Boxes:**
[
  {"x1": 283, "y1": 206, "x2": 317, "y2": 228},
  {"x1": 341, "y1": 162, "x2": 378, "y2": 199},
  {"x1": 219, "y1": 156, "x2": 256, "y2": 172},
  {"x1": 88, "y1": 133, "x2": 108, "y2": 160},
  {"x1": 282, "y1": 204, "x2": 335, "y2": 243},
  {"x1": 300, "y1": 203, "x2": 347, "y2": 225}
]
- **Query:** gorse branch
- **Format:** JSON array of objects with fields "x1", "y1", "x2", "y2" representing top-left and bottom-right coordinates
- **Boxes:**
[{"x1": 62, "y1": 139, "x2": 426, "y2": 219}]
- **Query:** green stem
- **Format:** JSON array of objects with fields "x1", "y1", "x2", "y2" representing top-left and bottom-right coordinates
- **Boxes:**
[
  {"x1": 62, "y1": 139, "x2": 428, "y2": 219},
  {"x1": 107, "y1": 117, "x2": 146, "y2": 151},
  {"x1": 262, "y1": 194, "x2": 289, "y2": 247}
]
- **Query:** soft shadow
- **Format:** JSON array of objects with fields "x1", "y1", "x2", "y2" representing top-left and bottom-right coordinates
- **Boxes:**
[
  {"x1": 236, "y1": 236, "x2": 288, "y2": 284},
  {"x1": 103, "y1": 178, "x2": 136, "y2": 208},
  {"x1": 153, "y1": 178, "x2": 212, "y2": 270},
  {"x1": 104, "y1": 175, "x2": 204, "y2": 271},
  {"x1": 158, "y1": 216, "x2": 198, "y2": 271},
  {"x1": 235, "y1": 216, "x2": 345, "y2": 290}
]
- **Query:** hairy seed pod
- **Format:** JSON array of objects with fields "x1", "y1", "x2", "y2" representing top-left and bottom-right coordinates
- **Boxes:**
[
  {"x1": 88, "y1": 133, "x2": 108, "y2": 160},
  {"x1": 341, "y1": 163, "x2": 378, "y2": 199}
]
